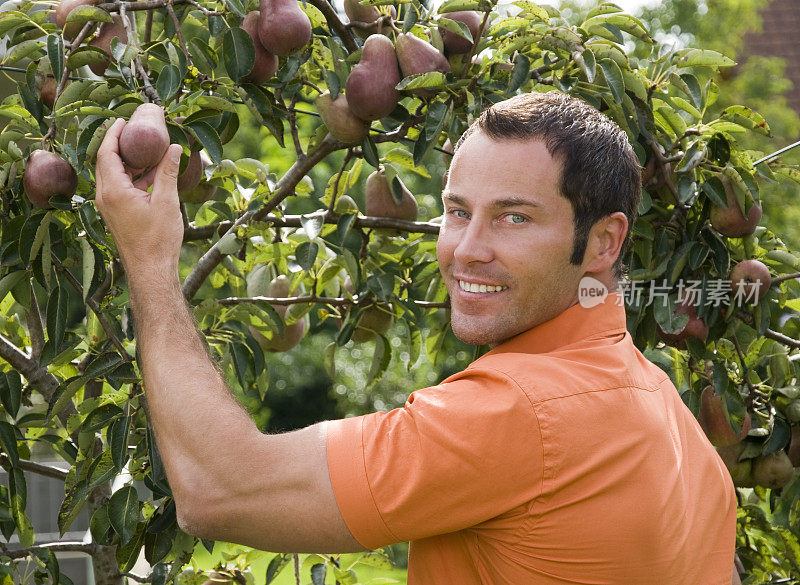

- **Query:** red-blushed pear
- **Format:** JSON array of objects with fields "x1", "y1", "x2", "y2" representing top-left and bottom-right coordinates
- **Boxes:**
[
  {"x1": 38, "y1": 76, "x2": 66, "y2": 109},
  {"x1": 241, "y1": 11, "x2": 278, "y2": 83},
  {"x1": 343, "y1": 0, "x2": 395, "y2": 37},
  {"x1": 657, "y1": 299, "x2": 708, "y2": 349},
  {"x1": 23, "y1": 150, "x2": 78, "y2": 209},
  {"x1": 641, "y1": 156, "x2": 656, "y2": 186},
  {"x1": 395, "y1": 33, "x2": 449, "y2": 96},
  {"x1": 177, "y1": 150, "x2": 203, "y2": 194},
  {"x1": 710, "y1": 174, "x2": 762, "y2": 237},
  {"x1": 56, "y1": 0, "x2": 101, "y2": 40},
  {"x1": 118, "y1": 103, "x2": 170, "y2": 170},
  {"x1": 257, "y1": 0, "x2": 312, "y2": 56},
  {"x1": 247, "y1": 273, "x2": 308, "y2": 352},
  {"x1": 698, "y1": 385, "x2": 751, "y2": 448},
  {"x1": 88, "y1": 15, "x2": 126, "y2": 75},
  {"x1": 315, "y1": 91, "x2": 369, "y2": 144},
  {"x1": 716, "y1": 442, "x2": 756, "y2": 487},
  {"x1": 364, "y1": 168, "x2": 418, "y2": 221},
  {"x1": 345, "y1": 35, "x2": 401, "y2": 121},
  {"x1": 439, "y1": 11, "x2": 482, "y2": 55},
  {"x1": 752, "y1": 450, "x2": 794, "y2": 489},
  {"x1": 788, "y1": 426, "x2": 800, "y2": 467},
  {"x1": 729, "y1": 259, "x2": 772, "y2": 303}
]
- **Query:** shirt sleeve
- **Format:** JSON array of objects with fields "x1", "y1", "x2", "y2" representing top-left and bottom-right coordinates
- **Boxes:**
[{"x1": 326, "y1": 367, "x2": 545, "y2": 550}]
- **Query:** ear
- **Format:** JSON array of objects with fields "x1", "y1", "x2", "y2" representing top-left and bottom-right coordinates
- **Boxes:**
[{"x1": 582, "y1": 212, "x2": 629, "y2": 274}]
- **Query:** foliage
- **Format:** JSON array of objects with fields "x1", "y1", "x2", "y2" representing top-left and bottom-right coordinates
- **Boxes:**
[{"x1": 1, "y1": 0, "x2": 800, "y2": 582}]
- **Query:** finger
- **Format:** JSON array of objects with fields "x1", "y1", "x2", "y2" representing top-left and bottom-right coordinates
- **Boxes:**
[
  {"x1": 150, "y1": 144, "x2": 182, "y2": 206},
  {"x1": 133, "y1": 167, "x2": 158, "y2": 190},
  {"x1": 96, "y1": 119, "x2": 134, "y2": 193}
]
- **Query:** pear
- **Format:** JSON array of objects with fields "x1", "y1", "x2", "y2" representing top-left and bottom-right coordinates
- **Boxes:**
[
  {"x1": 365, "y1": 168, "x2": 417, "y2": 221},
  {"x1": 316, "y1": 91, "x2": 369, "y2": 144},
  {"x1": 657, "y1": 298, "x2": 708, "y2": 349},
  {"x1": 118, "y1": 103, "x2": 170, "y2": 170},
  {"x1": 341, "y1": 276, "x2": 393, "y2": 342},
  {"x1": 439, "y1": 11, "x2": 482, "y2": 55},
  {"x1": 56, "y1": 0, "x2": 100, "y2": 40},
  {"x1": 39, "y1": 76, "x2": 65, "y2": 109},
  {"x1": 395, "y1": 32, "x2": 450, "y2": 78},
  {"x1": 697, "y1": 386, "x2": 751, "y2": 448},
  {"x1": 788, "y1": 426, "x2": 800, "y2": 467},
  {"x1": 395, "y1": 33, "x2": 449, "y2": 96},
  {"x1": 23, "y1": 150, "x2": 78, "y2": 209},
  {"x1": 241, "y1": 11, "x2": 278, "y2": 83},
  {"x1": 343, "y1": 0, "x2": 396, "y2": 38},
  {"x1": 248, "y1": 273, "x2": 308, "y2": 352},
  {"x1": 752, "y1": 451, "x2": 794, "y2": 489},
  {"x1": 716, "y1": 442, "x2": 756, "y2": 487},
  {"x1": 88, "y1": 15, "x2": 126, "y2": 76},
  {"x1": 710, "y1": 174, "x2": 761, "y2": 237},
  {"x1": 345, "y1": 35, "x2": 401, "y2": 121},
  {"x1": 258, "y1": 0, "x2": 312, "y2": 57},
  {"x1": 729, "y1": 259, "x2": 771, "y2": 304},
  {"x1": 179, "y1": 152, "x2": 216, "y2": 203}
]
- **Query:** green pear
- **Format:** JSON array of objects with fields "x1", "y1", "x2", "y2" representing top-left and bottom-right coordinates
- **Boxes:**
[
  {"x1": 752, "y1": 451, "x2": 794, "y2": 489},
  {"x1": 365, "y1": 168, "x2": 418, "y2": 221},
  {"x1": 316, "y1": 91, "x2": 369, "y2": 144},
  {"x1": 345, "y1": 35, "x2": 401, "y2": 121}
]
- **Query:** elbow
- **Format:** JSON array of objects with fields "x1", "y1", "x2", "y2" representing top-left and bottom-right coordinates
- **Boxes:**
[{"x1": 172, "y1": 474, "x2": 217, "y2": 539}]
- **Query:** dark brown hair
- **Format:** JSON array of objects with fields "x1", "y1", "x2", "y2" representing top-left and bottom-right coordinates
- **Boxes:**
[{"x1": 456, "y1": 91, "x2": 641, "y2": 280}]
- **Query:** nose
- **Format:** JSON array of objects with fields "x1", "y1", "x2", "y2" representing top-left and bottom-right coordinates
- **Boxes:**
[{"x1": 452, "y1": 216, "x2": 495, "y2": 265}]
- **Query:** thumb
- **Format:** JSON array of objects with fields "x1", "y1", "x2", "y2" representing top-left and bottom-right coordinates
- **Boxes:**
[{"x1": 151, "y1": 144, "x2": 183, "y2": 204}]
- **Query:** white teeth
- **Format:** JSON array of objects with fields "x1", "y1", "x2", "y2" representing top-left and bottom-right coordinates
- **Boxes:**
[{"x1": 458, "y1": 280, "x2": 507, "y2": 293}]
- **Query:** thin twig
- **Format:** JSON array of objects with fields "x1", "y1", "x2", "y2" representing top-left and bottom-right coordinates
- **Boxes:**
[
  {"x1": 327, "y1": 150, "x2": 354, "y2": 212},
  {"x1": 166, "y1": 0, "x2": 194, "y2": 68},
  {"x1": 771, "y1": 271, "x2": 800, "y2": 285},
  {"x1": 26, "y1": 281, "x2": 45, "y2": 363},
  {"x1": 184, "y1": 0, "x2": 223, "y2": 16},
  {"x1": 121, "y1": 5, "x2": 161, "y2": 104},
  {"x1": 98, "y1": 0, "x2": 191, "y2": 11}
]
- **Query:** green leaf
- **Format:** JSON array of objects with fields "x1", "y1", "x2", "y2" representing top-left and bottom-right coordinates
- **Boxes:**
[
  {"x1": 301, "y1": 212, "x2": 325, "y2": 240},
  {"x1": 47, "y1": 35, "x2": 64, "y2": 83},
  {"x1": 719, "y1": 105, "x2": 770, "y2": 136},
  {"x1": 507, "y1": 53, "x2": 530, "y2": 94},
  {"x1": 108, "y1": 485, "x2": 139, "y2": 543},
  {"x1": 0, "y1": 371, "x2": 22, "y2": 419},
  {"x1": 64, "y1": 5, "x2": 113, "y2": 25},
  {"x1": 81, "y1": 237, "x2": 95, "y2": 301},
  {"x1": 187, "y1": 120, "x2": 223, "y2": 165},
  {"x1": 598, "y1": 58, "x2": 624, "y2": 103},
  {"x1": 155, "y1": 64, "x2": 181, "y2": 102},
  {"x1": 295, "y1": 241, "x2": 319, "y2": 271},
  {"x1": 223, "y1": 27, "x2": 255, "y2": 82},
  {"x1": 46, "y1": 282, "x2": 68, "y2": 350},
  {"x1": 311, "y1": 564, "x2": 327, "y2": 585},
  {"x1": 32, "y1": 548, "x2": 60, "y2": 585},
  {"x1": 0, "y1": 271, "x2": 25, "y2": 303},
  {"x1": 109, "y1": 413, "x2": 131, "y2": 470},
  {"x1": 85, "y1": 352, "x2": 125, "y2": 379},
  {"x1": 438, "y1": 0, "x2": 483, "y2": 12},
  {"x1": 5, "y1": 40, "x2": 43, "y2": 65},
  {"x1": 367, "y1": 333, "x2": 391, "y2": 386},
  {"x1": 362, "y1": 134, "x2": 380, "y2": 168},
  {"x1": 0, "y1": 421, "x2": 19, "y2": 467},
  {"x1": 673, "y1": 48, "x2": 735, "y2": 69},
  {"x1": 396, "y1": 71, "x2": 447, "y2": 92},
  {"x1": 582, "y1": 12, "x2": 651, "y2": 42},
  {"x1": 266, "y1": 553, "x2": 291, "y2": 583}
]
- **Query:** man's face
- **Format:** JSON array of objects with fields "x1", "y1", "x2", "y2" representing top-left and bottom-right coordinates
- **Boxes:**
[{"x1": 437, "y1": 131, "x2": 585, "y2": 346}]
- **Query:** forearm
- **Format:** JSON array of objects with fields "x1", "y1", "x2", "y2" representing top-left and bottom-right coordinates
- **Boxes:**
[{"x1": 127, "y1": 270, "x2": 261, "y2": 501}]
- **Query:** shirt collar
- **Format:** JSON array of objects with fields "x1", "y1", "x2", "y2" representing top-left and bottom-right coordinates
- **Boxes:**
[{"x1": 485, "y1": 291, "x2": 628, "y2": 356}]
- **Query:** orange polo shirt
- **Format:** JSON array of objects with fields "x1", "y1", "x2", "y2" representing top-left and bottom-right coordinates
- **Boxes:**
[{"x1": 326, "y1": 292, "x2": 737, "y2": 584}]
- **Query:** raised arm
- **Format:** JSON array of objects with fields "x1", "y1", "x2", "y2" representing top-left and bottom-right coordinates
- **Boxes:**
[{"x1": 94, "y1": 118, "x2": 365, "y2": 553}]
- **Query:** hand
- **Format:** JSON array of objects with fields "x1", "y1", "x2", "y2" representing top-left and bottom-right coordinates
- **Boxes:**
[{"x1": 95, "y1": 118, "x2": 184, "y2": 283}]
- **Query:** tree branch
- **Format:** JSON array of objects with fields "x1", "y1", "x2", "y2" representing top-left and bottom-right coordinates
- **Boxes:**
[
  {"x1": 0, "y1": 454, "x2": 68, "y2": 481},
  {"x1": 181, "y1": 135, "x2": 339, "y2": 300},
  {"x1": 0, "y1": 334, "x2": 60, "y2": 401},
  {"x1": 183, "y1": 213, "x2": 441, "y2": 241},
  {"x1": 306, "y1": 0, "x2": 358, "y2": 53},
  {"x1": 772, "y1": 271, "x2": 800, "y2": 285},
  {"x1": 216, "y1": 295, "x2": 448, "y2": 309},
  {"x1": 0, "y1": 541, "x2": 96, "y2": 559}
]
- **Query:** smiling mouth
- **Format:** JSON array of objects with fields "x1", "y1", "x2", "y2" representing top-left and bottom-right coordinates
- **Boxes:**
[{"x1": 458, "y1": 280, "x2": 508, "y2": 294}]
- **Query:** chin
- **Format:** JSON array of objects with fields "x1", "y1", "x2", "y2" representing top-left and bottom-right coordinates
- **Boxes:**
[{"x1": 450, "y1": 318, "x2": 515, "y2": 347}]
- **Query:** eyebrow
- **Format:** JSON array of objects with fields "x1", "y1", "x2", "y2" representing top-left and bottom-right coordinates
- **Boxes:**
[{"x1": 443, "y1": 193, "x2": 541, "y2": 209}]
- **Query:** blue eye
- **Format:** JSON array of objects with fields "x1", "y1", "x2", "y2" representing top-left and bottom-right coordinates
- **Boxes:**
[{"x1": 453, "y1": 209, "x2": 469, "y2": 219}]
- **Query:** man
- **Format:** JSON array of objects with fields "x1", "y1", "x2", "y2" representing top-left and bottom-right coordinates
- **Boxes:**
[{"x1": 95, "y1": 91, "x2": 737, "y2": 584}]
